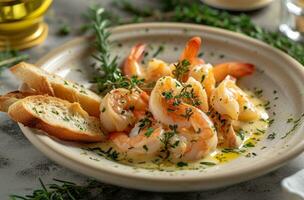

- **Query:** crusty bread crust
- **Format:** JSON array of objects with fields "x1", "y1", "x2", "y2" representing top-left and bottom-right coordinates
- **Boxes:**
[
  {"x1": 0, "y1": 91, "x2": 33, "y2": 112},
  {"x1": 10, "y1": 62, "x2": 101, "y2": 117},
  {"x1": 8, "y1": 95, "x2": 105, "y2": 142}
]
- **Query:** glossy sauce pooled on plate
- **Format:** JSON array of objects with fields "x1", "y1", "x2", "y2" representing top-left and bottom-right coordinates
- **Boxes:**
[{"x1": 87, "y1": 37, "x2": 270, "y2": 170}]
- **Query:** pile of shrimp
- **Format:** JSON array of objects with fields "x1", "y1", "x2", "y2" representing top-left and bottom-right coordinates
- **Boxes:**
[{"x1": 99, "y1": 37, "x2": 261, "y2": 163}]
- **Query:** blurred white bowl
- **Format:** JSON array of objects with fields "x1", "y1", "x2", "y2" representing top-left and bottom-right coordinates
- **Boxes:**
[
  {"x1": 282, "y1": 169, "x2": 304, "y2": 200},
  {"x1": 202, "y1": 0, "x2": 274, "y2": 11}
]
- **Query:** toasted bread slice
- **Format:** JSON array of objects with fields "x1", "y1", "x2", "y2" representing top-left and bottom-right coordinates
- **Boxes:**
[
  {"x1": 0, "y1": 91, "x2": 32, "y2": 112},
  {"x1": 10, "y1": 62, "x2": 102, "y2": 117},
  {"x1": 8, "y1": 95, "x2": 105, "y2": 142}
]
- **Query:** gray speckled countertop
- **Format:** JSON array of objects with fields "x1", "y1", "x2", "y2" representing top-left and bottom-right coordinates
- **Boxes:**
[{"x1": 0, "y1": 0, "x2": 303, "y2": 199}]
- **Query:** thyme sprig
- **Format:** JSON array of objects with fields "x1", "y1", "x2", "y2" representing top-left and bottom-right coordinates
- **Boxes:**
[
  {"x1": 172, "y1": 59, "x2": 190, "y2": 82},
  {"x1": 10, "y1": 178, "x2": 118, "y2": 200}
]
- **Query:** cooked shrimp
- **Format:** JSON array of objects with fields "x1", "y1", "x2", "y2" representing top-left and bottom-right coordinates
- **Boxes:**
[
  {"x1": 179, "y1": 36, "x2": 205, "y2": 66},
  {"x1": 109, "y1": 122, "x2": 164, "y2": 161},
  {"x1": 99, "y1": 88, "x2": 149, "y2": 132},
  {"x1": 149, "y1": 76, "x2": 217, "y2": 162},
  {"x1": 145, "y1": 59, "x2": 173, "y2": 82},
  {"x1": 189, "y1": 63, "x2": 216, "y2": 98},
  {"x1": 123, "y1": 44, "x2": 172, "y2": 82},
  {"x1": 123, "y1": 43, "x2": 146, "y2": 78},
  {"x1": 168, "y1": 111, "x2": 218, "y2": 162},
  {"x1": 210, "y1": 76, "x2": 259, "y2": 121},
  {"x1": 183, "y1": 77, "x2": 208, "y2": 112},
  {"x1": 209, "y1": 109, "x2": 242, "y2": 148},
  {"x1": 213, "y1": 62, "x2": 255, "y2": 83}
]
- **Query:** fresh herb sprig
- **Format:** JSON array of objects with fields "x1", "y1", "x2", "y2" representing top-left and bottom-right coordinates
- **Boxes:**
[
  {"x1": 10, "y1": 178, "x2": 118, "y2": 200},
  {"x1": 172, "y1": 59, "x2": 190, "y2": 82},
  {"x1": 87, "y1": 7, "x2": 146, "y2": 94},
  {"x1": 0, "y1": 49, "x2": 28, "y2": 74},
  {"x1": 86, "y1": 7, "x2": 123, "y2": 93}
]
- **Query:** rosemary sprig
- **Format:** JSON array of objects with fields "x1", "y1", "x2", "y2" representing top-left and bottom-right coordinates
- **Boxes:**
[
  {"x1": 86, "y1": 7, "x2": 122, "y2": 93},
  {"x1": 87, "y1": 7, "x2": 146, "y2": 94}
]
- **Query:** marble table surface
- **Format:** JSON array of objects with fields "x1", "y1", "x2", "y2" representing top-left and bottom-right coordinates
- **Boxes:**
[{"x1": 0, "y1": 0, "x2": 303, "y2": 199}]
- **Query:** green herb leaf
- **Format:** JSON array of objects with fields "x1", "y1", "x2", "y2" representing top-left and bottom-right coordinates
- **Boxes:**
[
  {"x1": 58, "y1": 24, "x2": 71, "y2": 36},
  {"x1": 200, "y1": 161, "x2": 216, "y2": 166},
  {"x1": 0, "y1": 49, "x2": 28, "y2": 74},
  {"x1": 176, "y1": 161, "x2": 188, "y2": 167},
  {"x1": 172, "y1": 59, "x2": 190, "y2": 82},
  {"x1": 144, "y1": 127, "x2": 154, "y2": 137}
]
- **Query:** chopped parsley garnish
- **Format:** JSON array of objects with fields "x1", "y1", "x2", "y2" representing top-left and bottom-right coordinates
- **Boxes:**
[
  {"x1": 143, "y1": 145, "x2": 149, "y2": 152},
  {"x1": 243, "y1": 142, "x2": 255, "y2": 148},
  {"x1": 176, "y1": 161, "x2": 188, "y2": 167},
  {"x1": 200, "y1": 162, "x2": 216, "y2": 166},
  {"x1": 160, "y1": 124, "x2": 179, "y2": 158},
  {"x1": 152, "y1": 45, "x2": 164, "y2": 57},
  {"x1": 198, "y1": 52, "x2": 204, "y2": 57},
  {"x1": 85, "y1": 147, "x2": 119, "y2": 161},
  {"x1": 172, "y1": 59, "x2": 190, "y2": 82},
  {"x1": 281, "y1": 114, "x2": 304, "y2": 139},
  {"x1": 51, "y1": 110, "x2": 59, "y2": 115},
  {"x1": 180, "y1": 107, "x2": 193, "y2": 120},
  {"x1": 287, "y1": 118, "x2": 293, "y2": 123},
  {"x1": 162, "y1": 91, "x2": 173, "y2": 100},
  {"x1": 237, "y1": 130, "x2": 245, "y2": 141},
  {"x1": 138, "y1": 114, "x2": 152, "y2": 132},
  {"x1": 267, "y1": 132, "x2": 276, "y2": 140},
  {"x1": 172, "y1": 140, "x2": 180, "y2": 148},
  {"x1": 200, "y1": 74, "x2": 205, "y2": 82},
  {"x1": 144, "y1": 127, "x2": 154, "y2": 137}
]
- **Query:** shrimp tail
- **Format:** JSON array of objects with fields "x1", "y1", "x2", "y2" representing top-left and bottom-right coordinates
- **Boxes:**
[
  {"x1": 180, "y1": 37, "x2": 204, "y2": 65},
  {"x1": 123, "y1": 43, "x2": 146, "y2": 77},
  {"x1": 213, "y1": 62, "x2": 255, "y2": 82}
]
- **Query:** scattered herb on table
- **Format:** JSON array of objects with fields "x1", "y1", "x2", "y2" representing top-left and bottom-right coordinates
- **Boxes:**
[
  {"x1": 10, "y1": 178, "x2": 119, "y2": 200},
  {"x1": 58, "y1": 24, "x2": 71, "y2": 36}
]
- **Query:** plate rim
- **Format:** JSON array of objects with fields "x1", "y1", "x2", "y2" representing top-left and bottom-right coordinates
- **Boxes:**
[
  {"x1": 22, "y1": 22, "x2": 304, "y2": 186},
  {"x1": 201, "y1": 0, "x2": 274, "y2": 11}
]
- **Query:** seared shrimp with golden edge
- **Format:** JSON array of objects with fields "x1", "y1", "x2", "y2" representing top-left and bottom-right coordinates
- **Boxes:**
[
  {"x1": 210, "y1": 76, "x2": 260, "y2": 121},
  {"x1": 123, "y1": 43, "x2": 172, "y2": 82},
  {"x1": 109, "y1": 119, "x2": 165, "y2": 161},
  {"x1": 149, "y1": 76, "x2": 217, "y2": 162},
  {"x1": 99, "y1": 88, "x2": 149, "y2": 132}
]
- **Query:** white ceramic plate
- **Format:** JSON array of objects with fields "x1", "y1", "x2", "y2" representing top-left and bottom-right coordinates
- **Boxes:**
[
  {"x1": 202, "y1": 0, "x2": 273, "y2": 11},
  {"x1": 19, "y1": 23, "x2": 304, "y2": 192}
]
